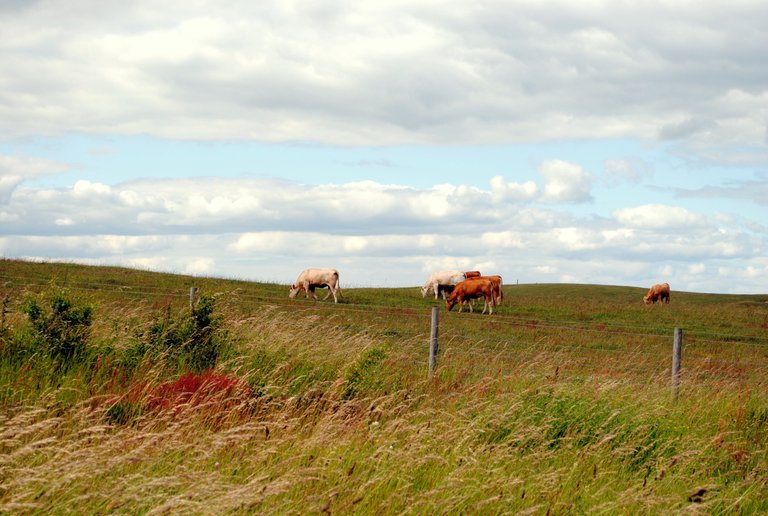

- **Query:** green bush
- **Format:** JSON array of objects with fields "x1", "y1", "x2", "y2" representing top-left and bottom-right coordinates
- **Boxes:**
[
  {"x1": 124, "y1": 295, "x2": 225, "y2": 374},
  {"x1": 19, "y1": 290, "x2": 93, "y2": 368}
]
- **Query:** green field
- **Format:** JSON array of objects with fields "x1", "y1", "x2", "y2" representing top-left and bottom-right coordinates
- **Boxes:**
[{"x1": 1, "y1": 258, "x2": 768, "y2": 513}]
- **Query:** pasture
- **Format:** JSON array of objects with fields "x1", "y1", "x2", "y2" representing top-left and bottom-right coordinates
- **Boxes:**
[{"x1": 1, "y1": 258, "x2": 768, "y2": 513}]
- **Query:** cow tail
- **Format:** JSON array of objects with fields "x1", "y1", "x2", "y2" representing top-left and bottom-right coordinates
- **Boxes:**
[{"x1": 335, "y1": 271, "x2": 343, "y2": 297}]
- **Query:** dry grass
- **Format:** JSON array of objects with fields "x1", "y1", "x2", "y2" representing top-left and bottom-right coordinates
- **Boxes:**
[{"x1": 1, "y1": 259, "x2": 768, "y2": 513}]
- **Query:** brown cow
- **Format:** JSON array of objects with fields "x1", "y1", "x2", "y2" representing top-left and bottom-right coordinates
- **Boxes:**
[
  {"x1": 478, "y1": 275, "x2": 503, "y2": 304},
  {"x1": 643, "y1": 282, "x2": 670, "y2": 304},
  {"x1": 445, "y1": 279, "x2": 495, "y2": 314},
  {"x1": 461, "y1": 275, "x2": 503, "y2": 306},
  {"x1": 464, "y1": 270, "x2": 482, "y2": 278}
]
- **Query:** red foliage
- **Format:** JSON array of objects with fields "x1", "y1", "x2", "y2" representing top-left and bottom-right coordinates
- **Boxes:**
[{"x1": 147, "y1": 371, "x2": 252, "y2": 411}]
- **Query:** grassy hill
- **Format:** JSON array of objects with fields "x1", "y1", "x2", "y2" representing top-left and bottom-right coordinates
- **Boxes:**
[{"x1": 1, "y1": 258, "x2": 768, "y2": 513}]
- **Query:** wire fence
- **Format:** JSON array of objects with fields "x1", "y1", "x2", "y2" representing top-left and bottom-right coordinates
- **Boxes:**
[{"x1": 2, "y1": 273, "x2": 767, "y2": 392}]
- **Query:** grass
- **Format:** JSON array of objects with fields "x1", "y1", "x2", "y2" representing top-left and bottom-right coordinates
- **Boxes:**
[{"x1": 1, "y1": 258, "x2": 768, "y2": 513}]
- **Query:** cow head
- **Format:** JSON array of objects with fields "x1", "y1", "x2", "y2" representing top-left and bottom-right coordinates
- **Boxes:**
[
  {"x1": 643, "y1": 294, "x2": 654, "y2": 305},
  {"x1": 420, "y1": 286, "x2": 429, "y2": 297},
  {"x1": 288, "y1": 284, "x2": 300, "y2": 298},
  {"x1": 445, "y1": 292, "x2": 459, "y2": 311}
]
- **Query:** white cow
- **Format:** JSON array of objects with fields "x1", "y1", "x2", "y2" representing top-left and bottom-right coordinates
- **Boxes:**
[
  {"x1": 289, "y1": 268, "x2": 342, "y2": 303},
  {"x1": 420, "y1": 270, "x2": 467, "y2": 299}
]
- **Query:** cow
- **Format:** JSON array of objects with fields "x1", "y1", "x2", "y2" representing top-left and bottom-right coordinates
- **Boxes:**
[
  {"x1": 643, "y1": 282, "x2": 670, "y2": 305},
  {"x1": 445, "y1": 278, "x2": 496, "y2": 314},
  {"x1": 289, "y1": 268, "x2": 342, "y2": 303},
  {"x1": 436, "y1": 284, "x2": 456, "y2": 298},
  {"x1": 477, "y1": 275, "x2": 503, "y2": 305},
  {"x1": 421, "y1": 270, "x2": 466, "y2": 299},
  {"x1": 458, "y1": 275, "x2": 504, "y2": 310}
]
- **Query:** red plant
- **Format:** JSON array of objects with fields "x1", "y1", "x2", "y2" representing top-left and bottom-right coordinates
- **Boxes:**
[{"x1": 147, "y1": 370, "x2": 252, "y2": 411}]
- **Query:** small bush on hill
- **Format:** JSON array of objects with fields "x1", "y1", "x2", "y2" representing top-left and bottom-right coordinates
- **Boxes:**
[
  {"x1": 123, "y1": 295, "x2": 226, "y2": 374},
  {"x1": 18, "y1": 289, "x2": 93, "y2": 368}
]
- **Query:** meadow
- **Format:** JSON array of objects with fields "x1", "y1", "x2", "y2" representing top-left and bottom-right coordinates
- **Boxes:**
[{"x1": 1, "y1": 258, "x2": 768, "y2": 514}]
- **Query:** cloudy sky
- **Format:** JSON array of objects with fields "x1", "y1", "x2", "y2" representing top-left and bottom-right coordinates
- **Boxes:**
[{"x1": 1, "y1": 1, "x2": 767, "y2": 293}]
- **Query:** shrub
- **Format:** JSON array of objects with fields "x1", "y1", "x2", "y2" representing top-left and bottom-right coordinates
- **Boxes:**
[
  {"x1": 19, "y1": 290, "x2": 93, "y2": 368},
  {"x1": 124, "y1": 295, "x2": 225, "y2": 374}
]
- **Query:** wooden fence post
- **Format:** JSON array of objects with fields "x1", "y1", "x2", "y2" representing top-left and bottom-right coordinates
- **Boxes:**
[
  {"x1": 189, "y1": 287, "x2": 198, "y2": 312},
  {"x1": 672, "y1": 327, "x2": 683, "y2": 400},
  {"x1": 429, "y1": 307, "x2": 440, "y2": 378}
]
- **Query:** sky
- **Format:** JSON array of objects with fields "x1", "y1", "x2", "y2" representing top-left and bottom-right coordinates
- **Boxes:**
[{"x1": 1, "y1": 1, "x2": 767, "y2": 293}]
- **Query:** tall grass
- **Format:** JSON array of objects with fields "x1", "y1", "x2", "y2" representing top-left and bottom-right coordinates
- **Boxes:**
[{"x1": 1, "y1": 259, "x2": 768, "y2": 513}]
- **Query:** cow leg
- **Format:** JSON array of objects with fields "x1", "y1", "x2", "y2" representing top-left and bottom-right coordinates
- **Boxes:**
[
  {"x1": 483, "y1": 294, "x2": 493, "y2": 315},
  {"x1": 329, "y1": 285, "x2": 338, "y2": 303}
]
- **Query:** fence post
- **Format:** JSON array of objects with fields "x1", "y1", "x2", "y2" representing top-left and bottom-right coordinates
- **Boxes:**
[
  {"x1": 429, "y1": 306, "x2": 440, "y2": 378},
  {"x1": 189, "y1": 287, "x2": 198, "y2": 312},
  {"x1": 672, "y1": 327, "x2": 683, "y2": 400}
]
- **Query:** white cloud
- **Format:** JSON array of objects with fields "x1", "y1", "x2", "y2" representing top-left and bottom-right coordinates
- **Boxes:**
[
  {"x1": 539, "y1": 160, "x2": 594, "y2": 203},
  {"x1": 490, "y1": 176, "x2": 539, "y2": 202},
  {"x1": 603, "y1": 159, "x2": 653, "y2": 186},
  {"x1": 73, "y1": 180, "x2": 112, "y2": 197},
  {"x1": 613, "y1": 204, "x2": 708, "y2": 230},
  {"x1": 184, "y1": 258, "x2": 216, "y2": 275},
  {"x1": 0, "y1": 1, "x2": 765, "y2": 158},
  {"x1": 1, "y1": 159, "x2": 766, "y2": 293},
  {"x1": 0, "y1": 155, "x2": 70, "y2": 203}
]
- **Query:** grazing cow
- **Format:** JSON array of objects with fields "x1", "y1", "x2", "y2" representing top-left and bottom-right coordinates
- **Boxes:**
[
  {"x1": 437, "y1": 284, "x2": 456, "y2": 298},
  {"x1": 460, "y1": 275, "x2": 504, "y2": 310},
  {"x1": 289, "y1": 268, "x2": 342, "y2": 303},
  {"x1": 476, "y1": 275, "x2": 503, "y2": 304},
  {"x1": 445, "y1": 279, "x2": 496, "y2": 314},
  {"x1": 643, "y1": 282, "x2": 670, "y2": 305},
  {"x1": 421, "y1": 270, "x2": 466, "y2": 299}
]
